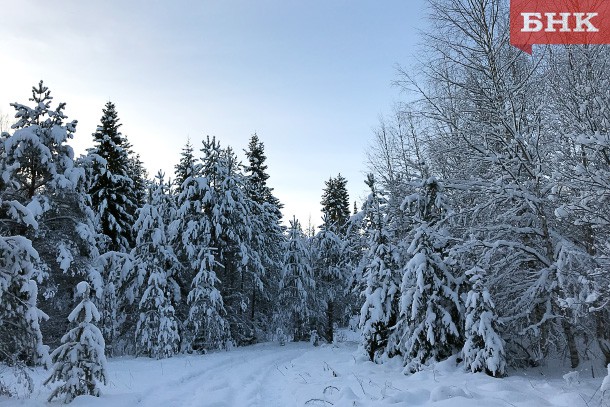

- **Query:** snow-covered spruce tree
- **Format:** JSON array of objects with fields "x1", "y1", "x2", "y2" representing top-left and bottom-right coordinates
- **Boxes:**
[
  {"x1": 33, "y1": 150, "x2": 103, "y2": 351},
  {"x1": 0, "y1": 236, "x2": 49, "y2": 366},
  {"x1": 173, "y1": 144, "x2": 230, "y2": 352},
  {"x1": 87, "y1": 101, "x2": 138, "y2": 253},
  {"x1": 398, "y1": 177, "x2": 462, "y2": 373},
  {"x1": 198, "y1": 137, "x2": 265, "y2": 345},
  {"x1": 279, "y1": 217, "x2": 315, "y2": 341},
  {"x1": 92, "y1": 251, "x2": 134, "y2": 356},
  {"x1": 171, "y1": 138, "x2": 202, "y2": 318},
  {"x1": 313, "y1": 174, "x2": 351, "y2": 343},
  {"x1": 314, "y1": 214, "x2": 345, "y2": 343},
  {"x1": 125, "y1": 146, "x2": 148, "y2": 210},
  {"x1": 133, "y1": 172, "x2": 181, "y2": 358},
  {"x1": 174, "y1": 138, "x2": 198, "y2": 189},
  {"x1": 0, "y1": 81, "x2": 95, "y2": 367},
  {"x1": 244, "y1": 133, "x2": 283, "y2": 216},
  {"x1": 320, "y1": 174, "x2": 350, "y2": 235},
  {"x1": 462, "y1": 266, "x2": 505, "y2": 377},
  {"x1": 84, "y1": 103, "x2": 144, "y2": 354},
  {"x1": 185, "y1": 242, "x2": 230, "y2": 352},
  {"x1": 0, "y1": 227, "x2": 46, "y2": 395},
  {"x1": 45, "y1": 281, "x2": 108, "y2": 403},
  {"x1": 243, "y1": 133, "x2": 285, "y2": 334},
  {"x1": 359, "y1": 174, "x2": 401, "y2": 362}
]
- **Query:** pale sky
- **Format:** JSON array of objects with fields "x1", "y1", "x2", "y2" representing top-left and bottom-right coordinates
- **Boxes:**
[{"x1": 0, "y1": 0, "x2": 427, "y2": 227}]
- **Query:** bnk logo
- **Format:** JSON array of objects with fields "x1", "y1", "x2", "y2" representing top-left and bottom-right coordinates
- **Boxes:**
[
  {"x1": 510, "y1": 0, "x2": 610, "y2": 54},
  {"x1": 521, "y1": 12, "x2": 599, "y2": 32}
]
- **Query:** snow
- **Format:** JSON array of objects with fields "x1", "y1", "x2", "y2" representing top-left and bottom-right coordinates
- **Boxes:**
[
  {"x1": 601, "y1": 364, "x2": 610, "y2": 397},
  {"x1": 76, "y1": 281, "x2": 90, "y2": 296},
  {"x1": 57, "y1": 244, "x2": 74, "y2": 273},
  {"x1": 1, "y1": 336, "x2": 604, "y2": 406}
]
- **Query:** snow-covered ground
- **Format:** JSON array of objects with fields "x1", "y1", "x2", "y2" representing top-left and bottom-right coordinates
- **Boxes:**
[{"x1": 1, "y1": 335, "x2": 606, "y2": 406}]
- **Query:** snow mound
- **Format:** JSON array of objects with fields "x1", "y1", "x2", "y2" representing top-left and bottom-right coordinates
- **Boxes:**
[
  {"x1": 429, "y1": 385, "x2": 470, "y2": 402},
  {"x1": 563, "y1": 371, "x2": 580, "y2": 387}
]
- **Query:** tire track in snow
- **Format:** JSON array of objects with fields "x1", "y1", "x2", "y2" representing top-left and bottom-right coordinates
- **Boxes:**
[{"x1": 135, "y1": 343, "x2": 308, "y2": 407}]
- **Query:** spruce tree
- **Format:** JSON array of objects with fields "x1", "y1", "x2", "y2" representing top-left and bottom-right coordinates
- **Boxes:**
[
  {"x1": 126, "y1": 147, "x2": 148, "y2": 209},
  {"x1": 359, "y1": 174, "x2": 401, "y2": 362},
  {"x1": 243, "y1": 133, "x2": 285, "y2": 330},
  {"x1": 315, "y1": 174, "x2": 351, "y2": 343},
  {"x1": 94, "y1": 251, "x2": 134, "y2": 356},
  {"x1": 185, "y1": 247, "x2": 230, "y2": 352},
  {"x1": 399, "y1": 177, "x2": 462, "y2": 373},
  {"x1": 87, "y1": 102, "x2": 138, "y2": 252},
  {"x1": 462, "y1": 267, "x2": 505, "y2": 377},
  {"x1": 0, "y1": 237, "x2": 49, "y2": 366},
  {"x1": 314, "y1": 215, "x2": 344, "y2": 343},
  {"x1": 244, "y1": 133, "x2": 283, "y2": 213},
  {"x1": 172, "y1": 138, "x2": 203, "y2": 312},
  {"x1": 279, "y1": 217, "x2": 315, "y2": 341},
  {"x1": 45, "y1": 281, "x2": 108, "y2": 403},
  {"x1": 174, "y1": 138, "x2": 198, "y2": 189},
  {"x1": 320, "y1": 174, "x2": 350, "y2": 234},
  {"x1": 133, "y1": 172, "x2": 181, "y2": 358},
  {"x1": 174, "y1": 161, "x2": 229, "y2": 351},
  {"x1": 198, "y1": 137, "x2": 266, "y2": 344}
]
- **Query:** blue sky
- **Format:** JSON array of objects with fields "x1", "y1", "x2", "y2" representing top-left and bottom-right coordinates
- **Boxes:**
[{"x1": 0, "y1": 0, "x2": 427, "y2": 226}]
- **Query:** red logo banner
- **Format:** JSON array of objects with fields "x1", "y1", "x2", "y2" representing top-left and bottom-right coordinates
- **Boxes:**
[{"x1": 510, "y1": 0, "x2": 610, "y2": 54}]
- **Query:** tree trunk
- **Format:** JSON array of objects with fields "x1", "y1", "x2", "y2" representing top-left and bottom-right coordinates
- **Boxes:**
[
  {"x1": 250, "y1": 286, "x2": 256, "y2": 321},
  {"x1": 561, "y1": 317, "x2": 580, "y2": 369},
  {"x1": 326, "y1": 300, "x2": 334, "y2": 343},
  {"x1": 597, "y1": 311, "x2": 610, "y2": 366}
]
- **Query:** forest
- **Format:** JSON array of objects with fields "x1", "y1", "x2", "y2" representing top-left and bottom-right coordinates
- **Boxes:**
[{"x1": 1, "y1": 0, "x2": 610, "y2": 404}]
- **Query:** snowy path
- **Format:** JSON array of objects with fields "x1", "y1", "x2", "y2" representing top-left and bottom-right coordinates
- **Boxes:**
[
  {"x1": 134, "y1": 344, "x2": 306, "y2": 407},
  {"x1": 0, "y1": 340, "x2": 606, "y2": 406}
]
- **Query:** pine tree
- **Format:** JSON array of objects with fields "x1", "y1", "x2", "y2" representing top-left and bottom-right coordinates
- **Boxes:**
[
  {"x1": 462, "y1": 266, "x2": 506, "y2": 377},
  {"x1": 87, "y1": 102, "x2": 138, "y2": 252},
  {"x1": 133, "y1": 172, "x2": 181, "y2": 358},
  {"x1": 4, "y1": 81, "x2": 78, "y2": 201},
  {"x1": 0, "y1": 81, "x2": 89, "y2": 367},
  {"x1": 4, "y1": 83, "x2": 104, "y2": 351},
  {"x1": 279, "y1": 217, "x2": 315, "y2": 341},
  {"x1": 45, "y1": 281, "x2": 108, "y2": 403}
]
